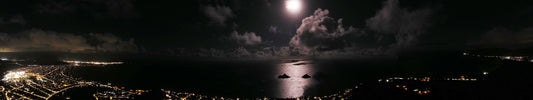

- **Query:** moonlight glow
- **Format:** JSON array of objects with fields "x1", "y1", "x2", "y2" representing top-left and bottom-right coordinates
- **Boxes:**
[{"x1": 285, "y1": 0, "x2": 302, "y2": 13}]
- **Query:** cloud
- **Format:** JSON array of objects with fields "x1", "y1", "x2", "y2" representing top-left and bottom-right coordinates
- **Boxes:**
[
  {"x1": 38, "y1": 0, "x2": 140, "y2": 19},
  {"x1": 0, "y1": 15, "x2": 26, "y2": 25},
  {"x1": 289, "y1": 8, "x2": 359, "y2": 51},
  {"x1": 155, "y1": 46, "x2": 311, "y2": 58},
  {"x1": 0, "y1": 29, "x2": 137, "y2": 53},
  {"x1": 365, "y1": 0, "x2": 432, "y2": 47},
  {"x1": 202, "y1": 5, "x2": 236, "y2": 27},
  {"x1": 157, "y1": 0, "x2": 434, "y2": 58},
  {"x1": 469, "y1": 27, "x2": 533, "y2": 48},
  {"x1": 269, "y1": 25, "x2": 278, "y2": 33},
  {"x1": 104, "y1": 0, "x2": 140, "y2": 19},
  {"x1": 88, "y1": 33, "x2": 138, "y2": 52},
  {"x1": 286, "y1": 0, "x2": 433, "y2": 56},
  {"x1": 230, "y1": 31, "x2": 262, "y2": 45}
]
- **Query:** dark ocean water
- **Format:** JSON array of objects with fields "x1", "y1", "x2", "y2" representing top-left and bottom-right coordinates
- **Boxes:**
[
  {"x1": 68, "y1": 57, "x2": 398, "y2": 98},
  {"x1": 0, "y1": 52, "x2": 499, "y2": 98}
]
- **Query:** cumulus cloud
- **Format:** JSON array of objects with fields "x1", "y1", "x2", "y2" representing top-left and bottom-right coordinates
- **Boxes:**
[
  {"x1": 366, "y1": 0, "x2": 432, "y2": 47},
  {"x1": 202, "y1": 5, "x2": 236, "y2": 27},
  {"x1": 0, "y1": 29, "x2": 137, "y2": 53},
  {"x1": 289, "y1": 8, "x2": 359, "y2": 51},
  {"x1": 286, "y1": 0, "x2": 433, "y2": 56},
  {"x1": 469, "y1": 27, "x2": 533, "y2": 48},
  {"x1": 230, "y1": 31, "x2": 262, "y2": 45}
]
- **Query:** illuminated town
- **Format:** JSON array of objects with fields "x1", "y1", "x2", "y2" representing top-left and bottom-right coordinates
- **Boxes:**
[
  {"x1": 61, "y1": 60, "x2": 124, "y2": 65},
  {"x1": 0, "y1": 65, "x2": 148, "y2": 100},
  {"x1": 0, "y1": 58, "x2": 147, "y2": 100},
  {"x1": 463, "y1": 52, "x2": 533, "y2": 62}
]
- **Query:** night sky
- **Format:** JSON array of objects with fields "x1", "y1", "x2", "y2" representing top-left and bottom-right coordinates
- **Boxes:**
[{"x1": 0, "y1": 0, "x2": 532, "y2": 57}]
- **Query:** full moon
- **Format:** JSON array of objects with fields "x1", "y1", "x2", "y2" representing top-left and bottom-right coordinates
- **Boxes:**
[{"x1": 285, "y1": 0, "x2": 302, "y2": 13}]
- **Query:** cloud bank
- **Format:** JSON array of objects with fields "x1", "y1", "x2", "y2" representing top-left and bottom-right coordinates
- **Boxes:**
[{"x1": 0, "y1": 29, "x2": 137, "y2": 53}]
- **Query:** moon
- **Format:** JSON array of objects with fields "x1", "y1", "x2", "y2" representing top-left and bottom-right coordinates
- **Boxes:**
[{"x1": 285, "y1": 0, "x2": 302, "y2": 14}]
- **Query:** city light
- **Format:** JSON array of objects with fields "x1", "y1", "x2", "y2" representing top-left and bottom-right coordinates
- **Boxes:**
[
  {"x1": 62, "y1": 60, "x2": 124, "y2": 65},
  {"x1": 2, "y1": 71, "x2": 28, "y2": 82},
  {"x1": 465, "y1": 53, "x2": 532, "y2": 63}
]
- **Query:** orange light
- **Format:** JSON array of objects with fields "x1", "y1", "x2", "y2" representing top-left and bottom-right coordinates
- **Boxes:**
[{"x1": 396, "y1": 85, "x2": 400, "y2": 88}]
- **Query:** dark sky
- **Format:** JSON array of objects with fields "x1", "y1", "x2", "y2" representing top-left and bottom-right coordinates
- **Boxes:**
[{"x1": 0, "y1": 0, "x2": 531, "y2": 57}]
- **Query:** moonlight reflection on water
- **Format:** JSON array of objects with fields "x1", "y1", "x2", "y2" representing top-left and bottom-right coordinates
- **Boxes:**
[{"x1": 278, "y1": 60, "x2": 314, "y2": 98}]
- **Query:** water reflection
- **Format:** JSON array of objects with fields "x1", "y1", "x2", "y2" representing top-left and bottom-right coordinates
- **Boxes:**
[{"x1": 278, "y1": 60, "x2": 313, "y2": 98}]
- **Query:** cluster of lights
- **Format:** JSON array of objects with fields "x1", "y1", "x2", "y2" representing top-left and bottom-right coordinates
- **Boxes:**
[
  {"x1": 162, "y1": 89, "x2": 241, "y2": 100},
  {"x1": 378, "y1": 77, "x2": 431, "y2": 82},
  {"x1": 94, "y1": 89, "x2": 149, "y2": 99},
  {"x1": 162, "y1": 86, "x2": 356, "y2": 100},
  {"x1": 466, "y1": 53, "x2": 533, "y2": 62},
  {"x1": 2, "y1": 71, "x2": 28, "y2": 82},
  {"x1": 395, "y1": 85, "x2": 431, "y2": 95},
  {"x1": 379, "y1": 76, "x2": 434, "y2": 95},
  {"x1": 0, "y1": 57, "x2": 25, "y2": 62},
  {"x1": 62, "y1": 60, "x2": 124, "y2": 65},
  {"x1": 446, "y1": 76, "x2": 478, "y2": 81},
  {"x1": 1, "y1": 65, "x2": 113, "y2": 100}
]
